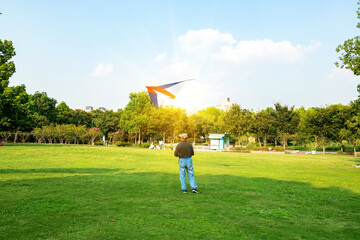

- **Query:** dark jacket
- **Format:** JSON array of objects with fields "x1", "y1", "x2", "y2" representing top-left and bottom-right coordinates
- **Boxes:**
[{"x1": 174, "y1": 141, "x2": 194, "y2": 158}]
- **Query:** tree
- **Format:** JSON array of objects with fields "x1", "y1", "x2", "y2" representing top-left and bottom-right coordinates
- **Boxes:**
[
  {"x1": 63, "y1": 109, "x2": 92, "y2": 127},
  {"x1": 305, "y1": 105, "x2": 350, "y2": 154},
  {"x1": 188, "y1": 113, "x2": 206, "y2": 143},
  {"x1": 0, "y1": 39, "x2": 16, "y2": 93},
  {"x1": 28, "y1": 91, "x2": 57, "y2": 127},
  {"x1": 336, "y1": 1, "x2": 360, "y2": 75},
  {"x1": 225, "y1": 104, "x2": 253, "y2": 145},
  {"x1": 335, "y1": 1, "x2": 360, "y2": 95},
  {"x1": 168, "y1": 107, "x2": 188, "y2": 144},
  {"x1": 91, "y1": 109, "x2": 121, "y2": 137},
  {"x1": 56, "y1": 101, "x2": 71, "y2": 124},
  {"x1": 345, "y1": 115, "x2": 360, "y2": 155},
  {"x1": 251, "y1": 109, "x2": 275, "y2": 148},
  {"x1": 197, "y1": 107, "x2": 225, "y2": 136},
  {"x1": 88, "y1": 127, "x2": 102, "y2": 145},
  {"x1": 119, "y1": 92, "x2": 152, "y2": 144},
  {"x1": 271, "y1": 103, "x2": 299, "y2": 149},
  {"x1": 0, "y1": 84, "x2": 32, "y2": 132},
  {"x1": 0, "y1": 39, "x2": 19, "y2": 131}
]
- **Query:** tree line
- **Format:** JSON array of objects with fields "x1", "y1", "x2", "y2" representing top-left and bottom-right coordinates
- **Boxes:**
[{"x1": 1, "y1": 29, "x2": 360, "y2": 154}]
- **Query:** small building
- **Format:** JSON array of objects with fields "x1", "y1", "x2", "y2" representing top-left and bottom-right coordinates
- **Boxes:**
[
  {"x1": 209, "y1": 133, "x2": 230, "y2": 150},
  {"x1": 216, "y1": 98, "x2": 235, "y2": 111},
  {"x1": 85, "y1": 106, "x2": 94, "y2": 112},
  {"x1": 98, "y1": 107, "x2": 107, "y2": 112}
]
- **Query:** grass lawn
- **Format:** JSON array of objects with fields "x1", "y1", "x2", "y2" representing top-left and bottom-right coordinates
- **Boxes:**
[{"x1": 0, "y1": 144, "x2": 360, "y2": 239}]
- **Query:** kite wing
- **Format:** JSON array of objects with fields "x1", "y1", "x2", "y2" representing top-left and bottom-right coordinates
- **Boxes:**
[{"x1": 146, "y1": 79, "x2": 194, "y2": 109}]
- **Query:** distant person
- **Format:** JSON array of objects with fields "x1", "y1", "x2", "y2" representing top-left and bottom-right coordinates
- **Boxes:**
[
  {"x1": 149, "y1": 142, "x2": 155, "y2": 149},
  {"x1": 174, "y1": 133, "x2": 198, "y2": 193},
  {"x1": 159, "y1": 140, "x2": 164, "y2": 150}
]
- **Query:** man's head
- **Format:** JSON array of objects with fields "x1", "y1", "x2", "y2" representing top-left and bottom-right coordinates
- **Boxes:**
[{"x1": 179, "y1": 133, "x2": 188, "y2": 141}]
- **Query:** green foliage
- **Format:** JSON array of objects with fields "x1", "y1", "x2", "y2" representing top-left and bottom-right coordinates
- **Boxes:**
[
  {"x1": 251, "y1": 108, "x2": 276, "y2": 148},
  {"x1": 56, "y1": 101, "x2": 71, "y2": 123},
  {"x1": 28, "y1": 91, "x2": 57, "y2": 127},
  {"x1": 61, "y1": 109, "x2": 92, "y2": 127},
  {"x1": 115, "y1": 142, "x2": 132, "y2": 147},
  {"x1": 115, "y1": 141, "x2": 132, "y2": 147},
  {"x1": 0, "y1": 39, "x2": 16, "y2": 90},
  {"x1": 230, "y1": 147, "x2": 251, "y2": 152},
  {"x1": 225, "y1": 104, "x2": 253, "y2": 145},
  {"x1": 140, "y1": 142, "x2": 151, "y2": 148},
  {"x1": 294, "y1": 146, "x2": 311, "y2": 151},
  {"x1": 91, "y1": 109, "x2": 121, "y2": 136},
  {"x1": 119, "y1": 91, "x2": 153, "y2": 143},
  {"x1": 271, "y1": 103, "x2": 299, "y2": 149},
  {"x1": 345, "y1": 148, "x2": 354, "y2": 155},
  {"x1": 335, "y1": 1, "x2": 360, "y2": 75}
]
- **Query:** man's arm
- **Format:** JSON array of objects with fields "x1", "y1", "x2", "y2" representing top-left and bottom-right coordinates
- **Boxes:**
[{"x1": 174, "y1": 144, "x2": 180, "y2": 157}]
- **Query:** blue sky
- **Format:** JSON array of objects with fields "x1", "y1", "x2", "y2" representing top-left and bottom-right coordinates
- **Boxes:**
[{"x1": 1, "y1": 0, "x2": 359, "y2": 112}]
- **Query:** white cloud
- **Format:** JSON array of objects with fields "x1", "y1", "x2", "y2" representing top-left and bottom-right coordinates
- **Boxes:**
[
  {"x1": 213, "y1": 39, "x2": 321, "y2": 63},
  {"x1": 155, "y1": 52, "x2": 167, "y2": 63},
  {"x1": 152, "y1": 28, "x2": 323, "y2": 111},
  {"x1": 178, "y1": 28, "x2": 236, "y2": 53},
  {"x1": 90, "y1": 63, "x2": 114, "y2": 77},
  {"x1": 175, "y1": 29, "x2": 321, "y2": 64},
  {"x1": 329, "y1": 67, "x2": 358, "y2": 82},
  {"x1": 155, "y1": 60, "x2": 197, "y2": 82}
]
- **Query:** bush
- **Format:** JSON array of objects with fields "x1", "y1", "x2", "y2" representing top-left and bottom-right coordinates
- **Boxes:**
[
  {"x1": 252, "y1": 147, "x2": 267, "y2": 151},
  {"x1": 294, "y1": 146, "x2": 310, "y2": 151},
  {"x1": 272, "y1": 146, "x2": 285, "y2": 152},
  {"x1": 140, "y1": 143, "x2": 151, "y2": 148},
  {"x1": 345, "y1": 148, "x2": 353, "y2": 155},
  {"x1": 325, "y1": 145, "x2": 341, "y2": 152},
  {"x1": 115, "y1": 141, "x2": 132, "y2": 147},
  {"x1": 286, "y1": 146, "x2": 295, "y2": 150},
  {"x1": 337, "y1": 150, "x2": 343, "y2": 155},
  {"x1": 246, "y1": 143, "x2": 257, "y2": 150},
  {"x1": 231, "y1": 147, "x2": 250, "y2": 153}
]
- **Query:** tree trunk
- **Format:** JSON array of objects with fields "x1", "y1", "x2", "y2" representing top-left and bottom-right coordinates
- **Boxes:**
[
  {"x1": 13, "y1": 129, "x2": 19, "y2": 143},
  {"x1": 258, "y1": 137, "x2": 262, "y2": 147},
  {"x1": 354, "y1": 142, "x2": 357, "y2": 156},
  {"x1": 282, "y1": 134, "x2": 286, "y2": 149},
  {"x1": 275, "y1": 137, "x2": 277, "y2": 147},
  {"x1": 263, "y1": 135, "x2": 267, "y2": 148},
  {"x1": 138, "y1": 129, "x2": 141, "y2": 145}
]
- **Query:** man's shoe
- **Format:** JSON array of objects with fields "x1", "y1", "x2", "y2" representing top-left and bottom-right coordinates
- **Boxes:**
[
  {"x1": 182, "y1": 190, "x2": 187, "y2": 193},
  {"x1": 192, "y1": 189, "x2": 198, "y2": 193}
]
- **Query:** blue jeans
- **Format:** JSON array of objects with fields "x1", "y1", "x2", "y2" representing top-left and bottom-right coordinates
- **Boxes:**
[{"x1": 179, "y1": 158, "x2": 197, "y2": 191}]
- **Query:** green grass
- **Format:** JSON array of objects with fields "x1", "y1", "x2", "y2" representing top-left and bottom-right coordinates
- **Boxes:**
[{"x1": 1, "y1": 144, "x2": 360, "y2": 239}]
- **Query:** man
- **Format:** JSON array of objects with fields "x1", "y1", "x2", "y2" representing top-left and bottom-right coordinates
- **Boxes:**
[{"x1": 174, "y1": 133, "x2": 198, "y2": 193}]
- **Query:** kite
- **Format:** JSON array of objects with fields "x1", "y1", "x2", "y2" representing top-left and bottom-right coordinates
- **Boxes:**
[{"x1": 146, "y1": 79, "x2": 194, "y2": 109}]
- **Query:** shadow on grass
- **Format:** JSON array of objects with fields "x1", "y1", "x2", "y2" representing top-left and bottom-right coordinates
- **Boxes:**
[
  {"x1": 1, "y1": 170, "x2": 359, "y2": 240},
  {"x1": 350, "y1": 158, "x2": 360, "y2": 164},
  {"x1": 2, "y1": 143, "x2": 104, "y2": 147},
  {"x1": 0, "y1": 168, "x2": 120, "y2": 174}
]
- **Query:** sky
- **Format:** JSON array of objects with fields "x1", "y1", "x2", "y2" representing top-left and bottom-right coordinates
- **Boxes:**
[{"x1": 1, "y1": 0, "x2": 360, "y2": 112}]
